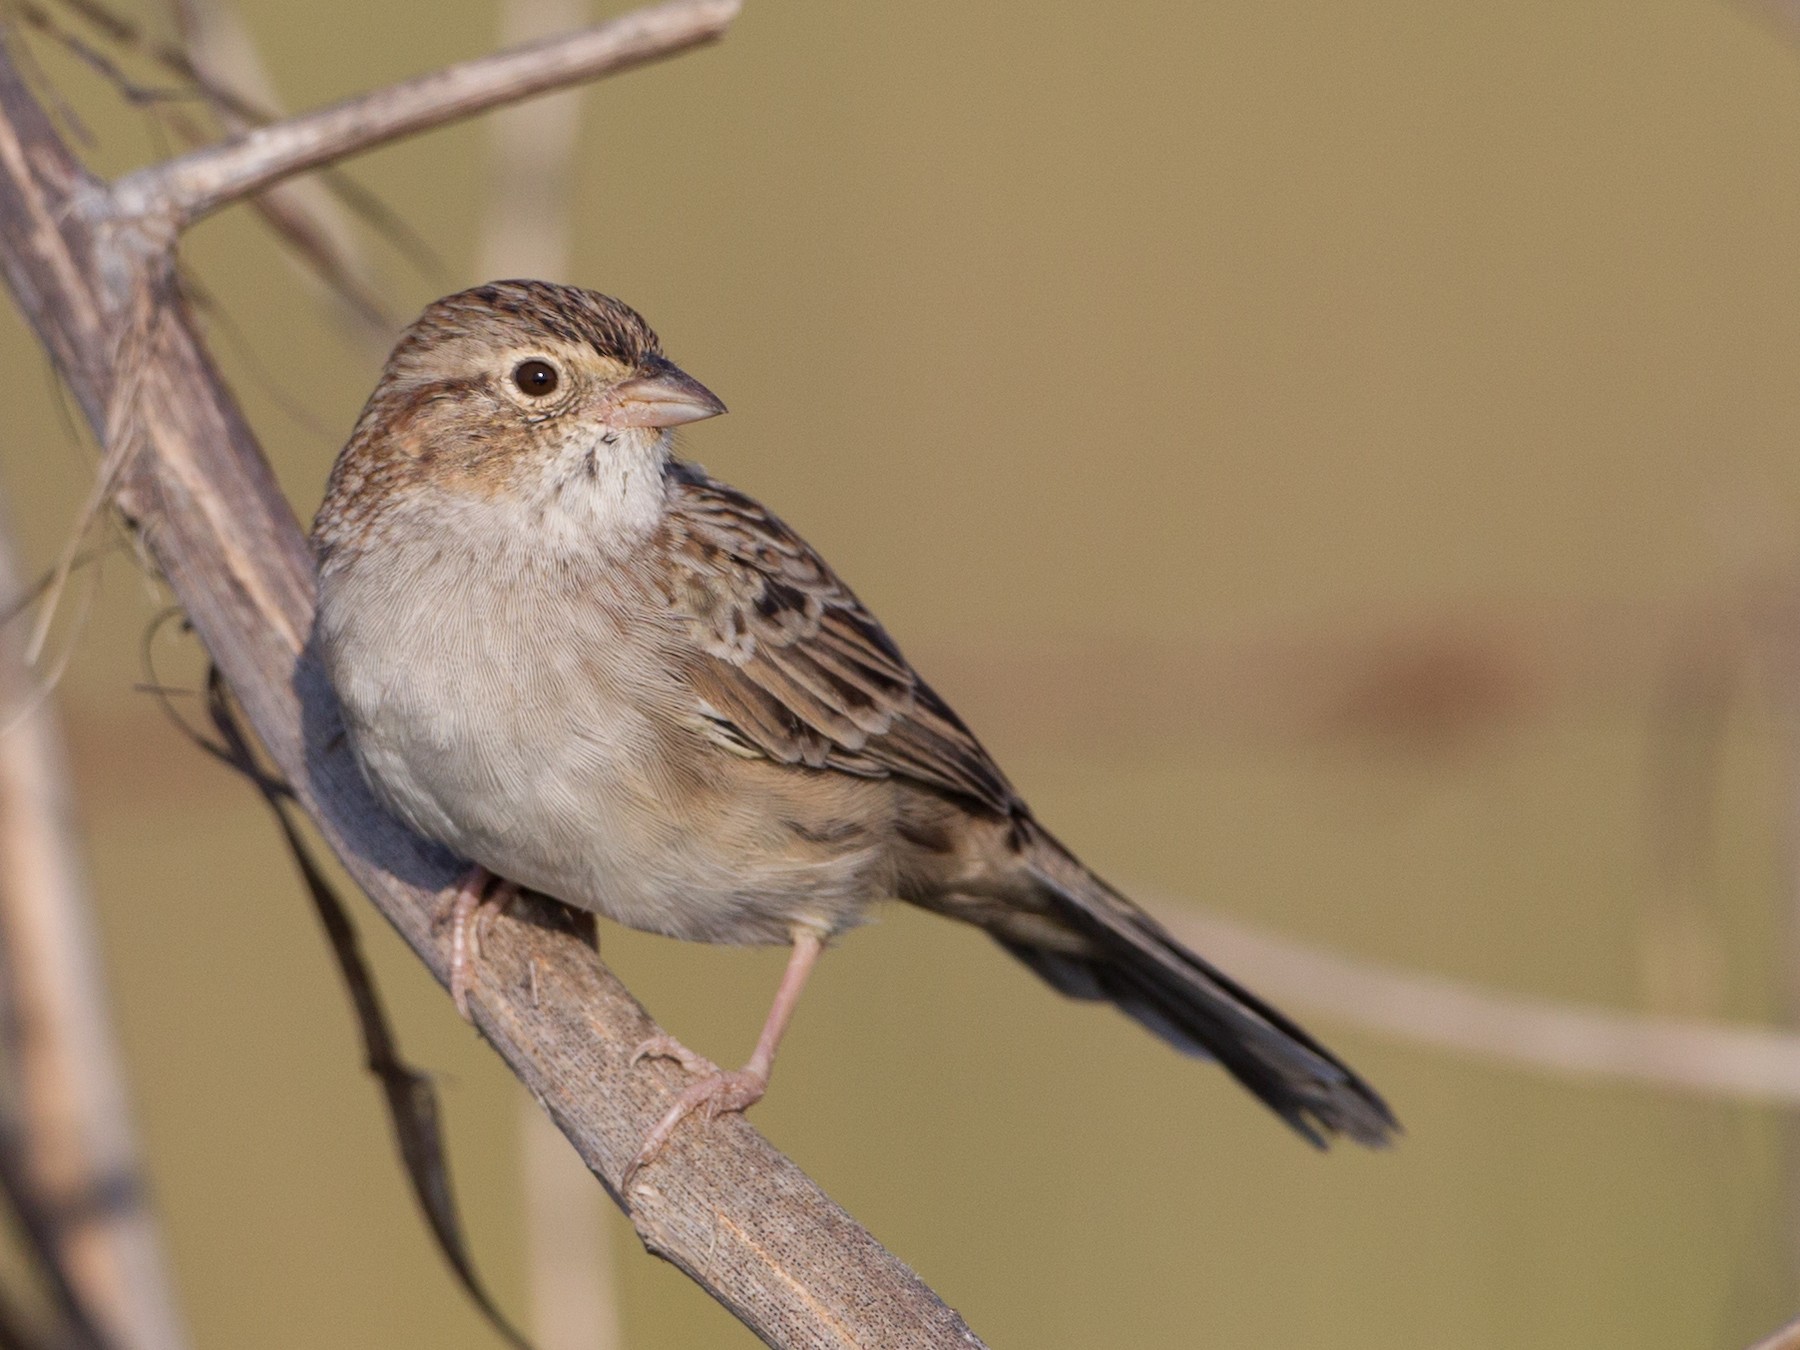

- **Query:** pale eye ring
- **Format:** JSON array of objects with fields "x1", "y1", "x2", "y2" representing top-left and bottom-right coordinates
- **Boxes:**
[{"x1": 512, "y1": 359, "x2": 560, "y2": 397}]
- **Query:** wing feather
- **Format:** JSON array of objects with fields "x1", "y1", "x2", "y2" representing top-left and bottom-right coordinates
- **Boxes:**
[{"x1": 653, "y1": 463, "x2": 1017, "y2": 814}]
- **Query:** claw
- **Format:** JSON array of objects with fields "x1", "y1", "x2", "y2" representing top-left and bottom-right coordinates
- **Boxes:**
[
  {"x1": 622, "y1": 1059, "x2": 768, "y2": 1192},
  {"x1": 630, "y1": 1033, "x2": 717, "y2": 1077},
  {"x1": 442, "y1": 867, "x2": 517, "y2": 1020}
]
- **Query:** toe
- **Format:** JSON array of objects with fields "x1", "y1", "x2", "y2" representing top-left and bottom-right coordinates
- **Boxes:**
[
  {"x1": 448, "y1": 905, "x2": 481, "y2": 1022},
  {"x1": 630, "y1": 1033, "x2": 717, "y2": 1077},
  {"x1": 698, "y1": 1069, "x2": 766, "y2": 1119},
  {"x1": 623, "y1": 1067, "x2": 769, "y2": 1192}
]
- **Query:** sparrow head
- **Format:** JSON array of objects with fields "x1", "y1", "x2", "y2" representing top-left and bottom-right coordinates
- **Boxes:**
[
  {"x1": 321, "y1": 281, "x2": 725, "y2": 537},
  {"x1": 384, "y1": 280, "x2": 723, "y2": 432}
]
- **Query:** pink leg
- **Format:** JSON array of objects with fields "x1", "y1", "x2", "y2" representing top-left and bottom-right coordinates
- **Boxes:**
[
  {"x1": 623, "y1": 930, "x2": 825, "y2": 1190},
  {"x1": 444, "y1": 866, "x2": 519, "y2": 1020}
]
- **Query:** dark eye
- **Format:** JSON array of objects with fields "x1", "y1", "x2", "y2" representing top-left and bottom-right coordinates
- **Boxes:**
[{"x1": 512, "y1": 359, "x2": 560, "y2": 397}]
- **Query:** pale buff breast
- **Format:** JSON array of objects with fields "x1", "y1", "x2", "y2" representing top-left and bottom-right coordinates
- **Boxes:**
[{"x1": 316, "y1": 479, "x2": 898, "y2": 945}]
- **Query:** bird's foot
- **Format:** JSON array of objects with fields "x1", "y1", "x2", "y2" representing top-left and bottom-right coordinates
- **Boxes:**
[
  {"x1": 441, "y1": 867, "x2": 517, "y2": 1020},
  {"x1": 623, "y1": 1036, "x2": 768, "y2": 1190}
]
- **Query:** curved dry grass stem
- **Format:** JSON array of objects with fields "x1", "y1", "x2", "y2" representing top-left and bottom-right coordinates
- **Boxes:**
[
  {"x1": 1167, "y1": 903, "x2": 1800, "y2": 1104},
  {"x1": 1750, "y1": 1310, "x2": 1800, "y2": 1350}
]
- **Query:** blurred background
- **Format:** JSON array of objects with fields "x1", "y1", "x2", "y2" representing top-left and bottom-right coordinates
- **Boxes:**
[{"x1": 8, "y1": 0, "x2": 1800, "y2": 1345}]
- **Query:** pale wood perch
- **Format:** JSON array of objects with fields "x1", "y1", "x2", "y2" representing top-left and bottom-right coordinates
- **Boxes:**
[{"x1": 0, "y1": 2, "x2": 985, "y2": 1344}]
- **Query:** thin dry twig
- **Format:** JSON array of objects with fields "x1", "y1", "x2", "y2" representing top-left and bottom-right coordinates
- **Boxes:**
[
  {"x1": 23, "y1": 267, "x2": 162, "y2": 674},
  {"x1": 0, "y1": 4, "x2": 986, "y2": 1344},
  {"x1": 29, "y1": 0, "x2": 448, "y2": 286},
  {"x1": 166, "y1": 0, "x2": 394, "y2": 330},
  {"x1": 109, "y1": 0, "x2": 741, "y2": 226}
]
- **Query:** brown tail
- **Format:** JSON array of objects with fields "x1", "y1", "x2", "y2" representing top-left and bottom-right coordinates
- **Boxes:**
[{"x1": 1002, "y1": 823, "x2": 1399, "y2": 1149}]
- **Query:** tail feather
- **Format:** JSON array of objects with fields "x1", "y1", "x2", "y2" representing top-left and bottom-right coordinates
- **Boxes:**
[{"x1": 1011, "y1": 830, "x2": 1398, "y2": 1149}]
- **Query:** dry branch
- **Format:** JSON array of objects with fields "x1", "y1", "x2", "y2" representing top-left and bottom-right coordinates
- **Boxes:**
[
  {"x1": 109, "y1": 0, "x2": 739, "y2": 226},
  {"x1": 0, "y1": 5, "x2": 988, "y2": 1346},
  {"x1": 0, "y1": 482, "x2": 188, "y2": 1350}
]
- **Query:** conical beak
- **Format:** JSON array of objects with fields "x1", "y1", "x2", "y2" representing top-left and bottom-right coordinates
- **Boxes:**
[{"x1": 609, "y1": 360, "x2": 727, "y2": 429}]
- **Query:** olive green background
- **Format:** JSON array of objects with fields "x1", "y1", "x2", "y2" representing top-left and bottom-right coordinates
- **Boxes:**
[{"x1": 8, "y1": 0, "x2": 1800, "y2": 1345}]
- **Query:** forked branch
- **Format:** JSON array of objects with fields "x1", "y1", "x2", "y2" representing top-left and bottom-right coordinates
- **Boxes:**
[
  {"x1": 0, "y1": 5, "x2": 986, "y2": 1346},
  {"x1": 110, "y1": 0, "x2": 740, "y2": 226}
]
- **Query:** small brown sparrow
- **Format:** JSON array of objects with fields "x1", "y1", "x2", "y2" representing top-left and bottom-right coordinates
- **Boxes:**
[{"x1": 312, "y1": 281, "x2": 1397, "y2": 1179}]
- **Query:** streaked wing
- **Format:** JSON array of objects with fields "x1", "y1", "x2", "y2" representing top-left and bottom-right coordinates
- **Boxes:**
[{"x1": 651, "y1": 462, "x2": 1017, "y2": 816}]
